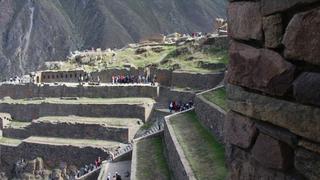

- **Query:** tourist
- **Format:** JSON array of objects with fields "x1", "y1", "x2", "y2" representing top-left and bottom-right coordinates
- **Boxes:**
[
  {"x1": 112, "y1": 75, "x2": 115, "y2": 84},
  {"x1": 169, "y1": 102, "x2": 173, "y2": 113},
  {"x1": 107, "y1": 175, "x2": 111, "y2": 180},
  {"x1": 115, "y1": 172, "x2": 122, "y2": 180}
]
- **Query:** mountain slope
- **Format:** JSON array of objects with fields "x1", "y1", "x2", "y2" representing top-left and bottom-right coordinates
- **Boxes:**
[{"x1": 0, "y1": 0, "x2": 227, "y2": 78}]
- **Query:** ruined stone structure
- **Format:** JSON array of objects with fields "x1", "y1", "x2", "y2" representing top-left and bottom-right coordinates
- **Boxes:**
[
  {"x1": 226, "y1": 1, "x2": 320, "y2": 179},
  {"x1": 35, "y1": 70, "x2": 85, "y2": 84}
]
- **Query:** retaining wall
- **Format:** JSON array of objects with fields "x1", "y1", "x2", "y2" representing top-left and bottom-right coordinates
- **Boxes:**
[
  {"x1": 164, "y1": 112, "x2": 196, "y2": 180},
  {"x1": 0, "y1": 143, "x2": 111, "y2": 178},
  {"x1": 194, "y1": 92, "x2": 226, "y2": 144},
  {"x1": 0, "y1": 84, "x2": 157, "y2": 99},
  {"x1": 28, "y1": 122, "x2": 129, "y2": 143},
  {"x1": 171, "y1": 71, "x2": 224, "y2": 90},
  {"x1": 226, "y1": 1, "x2": 320, "y2": 179},
  {"x1": 0, "y1": 103, "x2": 147, "y2": 122},
  {"x1": 157, "y1": 86, "x2": 196, "y2": 105}
]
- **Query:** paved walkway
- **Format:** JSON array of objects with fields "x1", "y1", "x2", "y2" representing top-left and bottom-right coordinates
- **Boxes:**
[{"x1": 104, "y1": 161, "x2": 131, "y2": 180}]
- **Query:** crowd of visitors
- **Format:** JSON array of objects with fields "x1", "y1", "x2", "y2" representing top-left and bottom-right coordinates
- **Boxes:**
[
  {"x1": 111, "y1": 74, "x2": 156, "y2": 85},
  {"x1": 168, "y1": 100, "x2": 194, "y2": 113},
  {"x1": 75, "y1": 157, "x2": 102, "y2": 178}
]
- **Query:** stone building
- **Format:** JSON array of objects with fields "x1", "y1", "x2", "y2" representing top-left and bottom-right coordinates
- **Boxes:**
[
  {"x1": 226, "y1": 0, "x2": 320, "y2": 179},
  {"x1": 35, "y1": 70, "x2": 85, "y2": 83}
]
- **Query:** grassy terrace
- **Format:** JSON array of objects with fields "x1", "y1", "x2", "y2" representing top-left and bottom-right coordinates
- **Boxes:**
[
  {"x1": 59, "y1": 45, "x2": 228, "y2": 74},
  {"x1": 8, "y1": 121, "x2": 31, "y2": 129},
  {"x1": 169, "y1": 111, "x2": 227, "y2": 180},
  {"x1": 0, "y1": 97, "x2": 155, "y2": 105},
  {"x1": 135, "y1": 136, "x2": 171, "y2": 180},
  {"x1": 0, "y1": 137, "x2": 22, "y2": 146},
  {"x1": 23, "y1": 136, "x2": 121, "y2": 148},
  {"x1": 36, "y1": 116, "x2": 142, "y2": 127},
  {"x1": 201, "y1": 87, "x2": 228, "y2": 111}
]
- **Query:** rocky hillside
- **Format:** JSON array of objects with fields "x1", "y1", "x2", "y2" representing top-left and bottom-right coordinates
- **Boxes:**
[{"x1": 0, "y1": 0, "x2": 227, "y2": 79}]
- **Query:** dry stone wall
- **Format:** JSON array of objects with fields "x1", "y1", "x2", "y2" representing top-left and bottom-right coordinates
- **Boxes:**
[
  {"x1": 0, "y1": 143, "x2": 110, "y2": 178},
  {"x1": 171, "y1": 71, "x2": 224, "y2": 90},
  {"x1": 0, "y1": 103, "x2": 147, "y2": 122},
  {"x1": 226, "y1": 1, "x2": 320, "y2": 179},
  {"x1": 0, "y1": 84, "x2": 157, "y2": 99},
  {"x1": 27, "y1": 122, "x2": 129, "y2": 143},
  {"x1": 194, "y1": 94, "x2": 226, "y2": 144}
]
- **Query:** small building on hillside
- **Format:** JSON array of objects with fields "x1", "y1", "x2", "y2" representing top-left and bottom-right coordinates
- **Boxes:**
[
  {"x1": 140, "y1": 34, "x2": 166, "y2": 44},
  {"x1": 34, "y1": 70, "x2": 86, "y2": 84}
]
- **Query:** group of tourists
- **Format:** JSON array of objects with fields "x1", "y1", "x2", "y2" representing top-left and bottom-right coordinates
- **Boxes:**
[
  {"x1": 111, "y1": 74, "x2": 156, "y2": 85},
  {"x1": 168, "y1": 100, "x2": 194, "y2": 113},
  {"x1": 75, "y1": 157, "x2": 102, "y2": 178},
  {"x1": 106, "y1": 172, "x2": 124, "y2": 180}
]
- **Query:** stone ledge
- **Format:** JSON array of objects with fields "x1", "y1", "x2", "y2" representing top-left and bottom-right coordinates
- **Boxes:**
[
  {"x1": 195, "y1": 87, "x2": 226, "y2": 143},
  {"x1": 164, "y1": 109, "x2": 196, "y2": 180},
  {"x1": 227, "y1": 84, "x2": 320, "y2": 143}
]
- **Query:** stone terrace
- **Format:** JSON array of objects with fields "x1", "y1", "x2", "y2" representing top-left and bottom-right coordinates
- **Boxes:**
[
  {"x1": 131, "y1": 136, "x2": 170, "y2": 180},
  {"x1": 164, "y1": 110, "x2": 227, "y2": 180},
  {"x1": 0, "y1": 97, "x2": 154, "y2": 122}
]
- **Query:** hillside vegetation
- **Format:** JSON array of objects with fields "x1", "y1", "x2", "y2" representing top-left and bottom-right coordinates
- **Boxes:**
[{"x1": 0, "y1": 0, "x2": 227, "y2": 78}]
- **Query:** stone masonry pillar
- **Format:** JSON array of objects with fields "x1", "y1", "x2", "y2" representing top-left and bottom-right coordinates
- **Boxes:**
[{"x1": 225, "y1": 0, "x2": 320, "y2": 179}]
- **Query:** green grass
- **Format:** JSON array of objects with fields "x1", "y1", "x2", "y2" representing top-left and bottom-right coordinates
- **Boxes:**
[
  {"x1": 136, "y1": 136, "x2": 171, "y2": 180},
  {"x1": 169, "y1": 111, "x2": 227, "y2": 180},
  {"x1": 0, "y1": 97, "x2": 155, "y2": 105},
  {"x1": 0, "y1": 137, "x2": 22, "y2": 146},
  {"x1": 202, "y1": 87, "x2": 228, "y2": 111},
  {"x1": 24, "y1": 136, "x2": 120, "y2": 148},
  {"x1": 9, "y1": 121, "x2": 31, "y2": 129},
  {"x1": 58, "y1": 44, "x2": 228, "y2": 74},
  {"x1": 36, "y1": 116, "x2": 142, "y2": 127}
]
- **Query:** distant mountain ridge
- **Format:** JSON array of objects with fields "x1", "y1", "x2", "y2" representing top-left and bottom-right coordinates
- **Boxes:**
[{"x1": 0, "y1": 0, "x2": 227, "y2": 78}]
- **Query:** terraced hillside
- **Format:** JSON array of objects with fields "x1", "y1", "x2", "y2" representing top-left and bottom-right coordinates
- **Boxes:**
[{"x1": 0, "y1": 0, "x2": 227, "y2": 78}]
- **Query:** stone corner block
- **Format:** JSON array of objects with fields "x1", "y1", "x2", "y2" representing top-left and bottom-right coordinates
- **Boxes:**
[
  {"x1": 252, "y1": 133, "x2": 294, "y2": 170},
  {"x1": 224, "y1": 111, "x2": 257, "y2": 149}
]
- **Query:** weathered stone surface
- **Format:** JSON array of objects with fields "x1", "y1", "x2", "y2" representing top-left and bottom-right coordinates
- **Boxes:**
[
  {"x1": 225, "y1": 111, "x2": 257, "y2": 149},
  {"x1": 293, "y1": 72, "x2": 320, "y2": 106},
  {"x1": 256, "y1": 121, "x2": 298, "y2": 148},
  {"x1": 263, "y1": 14, "x2": 283, "y2": 48},
  {"x1": 252, "y1": 133, "x2": 293, "y2": 170},
  {"x1": 295, "y1": 148, "x2": 320, "y2": 180},
  {"x1": 228, "y1": 2, "x2": 263, "y2": 41},
  {"x1": 227, "y1": 84, "x2": 320, "y2": 143},
  {"x1": 283, "y1": 8, "x2": 320, "y2": 65},
  {"x1": 261, "y1": 0, "x2": 319, "y2": 15},
  {"x1": 171, "y1": 71, "x2": 224, "y2": 90},
  {"x1": 227, "y1": 42, "x2": 295, "y2": 96},
  {"x1": 299, "y1": 139, "x2": 320, "y2": 154},
  {"x1": 195, "y1": 95, "x2": 226, "y2": 144},
  {"x1": 227, "y1": 144, "x2": 299, "y2": 180}
]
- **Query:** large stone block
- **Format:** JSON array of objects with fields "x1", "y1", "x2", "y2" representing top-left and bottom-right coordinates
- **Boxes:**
[
  {"x1": 227, "y1": 42, "x2": 295, "y2": 96},
  {"x1": 262, "y1": 0, "x2": 319, "y2": 15},
  {"x1": 263, "y1": 14, "x2": 283, "y2": 48},
  {"x1": 252, "y1": 133, "x2": 294, "y2": 170},
  {"x1": 256, "y1": 121, "x2": 298, "y2": 148},
  {"x1": 295, "y1": 148, "x2": 320, "y2": 180},
  {"x1": 228, "y1": 2, "x2": 263, "y2": 41},
  {"x1": 293, "y1": 72, "x2": 320, "y2": 107},
  {"x1": 225, "y1": 111, "x2": 257, "y2": 149},
  {"x1": 283, "y1": 8, "x2": 320, "y2": 65},
  {"x1": 227, "y1": 84, "x2": 320, "y2": 143}
]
